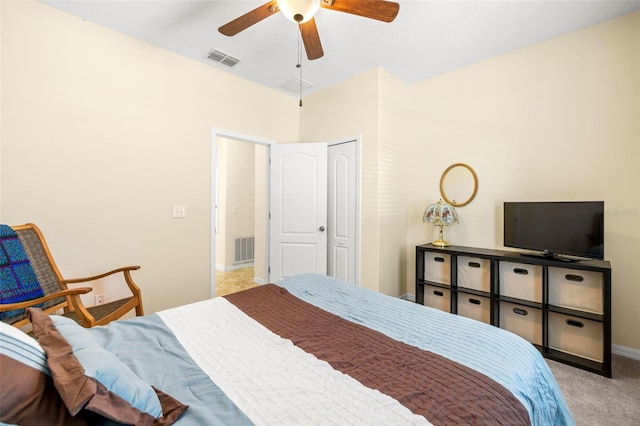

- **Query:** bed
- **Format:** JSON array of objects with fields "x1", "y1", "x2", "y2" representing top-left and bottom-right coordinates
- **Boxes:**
[{"x1": 1, "y1": 273, "x2": 574, "y2": 426}]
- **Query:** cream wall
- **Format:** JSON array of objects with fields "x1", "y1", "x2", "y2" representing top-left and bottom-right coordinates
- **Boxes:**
[
  {"x1": 404, "y1": 11, "x2": 639, "y2": 352},
  {"x1": 376, "y1": 70, "x2": 411, "y2": 296},
  {"x1": 0, "y1": 1, "x2": 299, "y2": 313},
  {"x1": 303, "y1": 12, "x2": 640, "y2": 352}
]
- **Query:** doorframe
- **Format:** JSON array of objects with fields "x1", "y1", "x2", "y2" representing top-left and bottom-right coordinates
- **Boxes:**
[
  {"x1": 210, "y1": 128, "x2": 274, "y2": 299},
  {"x1": 210, "y1": 130, "x2": 361, "y2": 297},
  {"x1": 327, "y1": 135, "x2": 361, "y2": 286}
]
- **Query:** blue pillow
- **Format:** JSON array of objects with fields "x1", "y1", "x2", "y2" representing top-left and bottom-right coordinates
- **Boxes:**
[
  {"x1": 50, "y1": 315, "x2": 163, "y2": 417},
  {"x1": 28, "y1": 308, "x2": 188, "y2": 425}
]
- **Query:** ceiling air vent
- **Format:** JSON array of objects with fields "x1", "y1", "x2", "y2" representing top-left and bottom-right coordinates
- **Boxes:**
[
  {"x1": 279, "y1": 77, "x2": 314, "y2": 94},
  {"x1": 206, "y1": 49, "x2": 240, "y2": 68}
]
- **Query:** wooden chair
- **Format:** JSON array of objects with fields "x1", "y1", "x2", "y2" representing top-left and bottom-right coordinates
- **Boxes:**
[{"x1": 0, "y1": 223, "x2": 144, "y2": 328}]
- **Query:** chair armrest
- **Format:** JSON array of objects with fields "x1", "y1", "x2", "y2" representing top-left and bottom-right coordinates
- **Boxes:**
[
  {"x1": 0, "y1": 287, "x2": 92, "y2": 312},
  {"x1": 62, "y1": 266, "x2": 143, "y2": 327},
  {"x1": 61, "y1": 266, "x2": 141, "y2": 284},
  {"x1": 61, "y1": 265, "x2": 144, "y2": 327}
]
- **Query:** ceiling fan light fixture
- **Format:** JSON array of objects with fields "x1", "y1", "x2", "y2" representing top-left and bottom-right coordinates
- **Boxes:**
[{"x1": 277, "y1": 0, "x2": 320, "y2": 23}]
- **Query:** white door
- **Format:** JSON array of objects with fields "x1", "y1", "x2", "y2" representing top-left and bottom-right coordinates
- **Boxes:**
[
  {"x1": 269, "y1": 143, "x2": 328, "y2": 282},
  {"x1": 328, "y1": 141, "x2": 358, "y2": 285}
]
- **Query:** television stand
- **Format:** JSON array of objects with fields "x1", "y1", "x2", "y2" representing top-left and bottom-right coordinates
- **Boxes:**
[{"x1": 415, "y1": 244, "x2": 612, "y2": 377}]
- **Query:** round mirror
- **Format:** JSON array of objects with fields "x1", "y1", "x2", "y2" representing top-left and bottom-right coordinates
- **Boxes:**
[{"x1": 439, "y1": 163, "x2": 478, "y2": 207}]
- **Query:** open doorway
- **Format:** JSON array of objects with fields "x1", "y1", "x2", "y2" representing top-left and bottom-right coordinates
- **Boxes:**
[
  {"x1": 210, "y1": 129, "x2": 273, "y2": 298},
  {"x1": 210, "y1": 130, "x2": 361, "y2": 297}
]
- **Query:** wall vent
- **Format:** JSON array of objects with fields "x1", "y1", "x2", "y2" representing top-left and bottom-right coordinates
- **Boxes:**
[
  {"x1": 207, "y1": 49, "x2": 240, "y2": 68},
  {"x1": 234, "y1": 236, "x2": 255, "y2": 264}
]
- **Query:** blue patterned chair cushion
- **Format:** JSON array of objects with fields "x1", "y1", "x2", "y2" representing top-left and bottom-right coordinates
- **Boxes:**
[{"x1": 0, "y1": 225, "x2": 43, "y2": 320}]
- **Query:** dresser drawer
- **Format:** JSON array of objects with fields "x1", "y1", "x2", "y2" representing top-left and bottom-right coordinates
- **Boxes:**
[
  {"x1": 457, "y1": 256, "x2": 491, "y2": 292},
  {"x1": 548, "y1": 312, "x2": 603, "y2": 362},
  {"x1": 457, "y1": 294, "x2": 491, "y2": 324},
  {"x1": 499, "y1": 261, "x2": 542, "y2": 303},
  {"x1": 499, "y1": 301, "x2": 542, "y2": 346},
  {"x1": 424, "y1": 252, "x2": 451, "y2": 285},
  {"x1": 423, "y1": 285, "x2": 451, "y2": 312},
  {"x1": 548, "y1": 267, "x2": 603, "y2": 314}
]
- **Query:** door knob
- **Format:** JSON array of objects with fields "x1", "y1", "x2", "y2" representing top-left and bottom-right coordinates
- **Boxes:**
[{"x1": 319, "y1": 226, "x2": 325, "y2": 232}]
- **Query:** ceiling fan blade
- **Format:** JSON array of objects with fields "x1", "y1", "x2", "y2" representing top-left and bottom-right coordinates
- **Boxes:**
[
  {"x1": 218, "y1": 0, "x2": 279, "y2": 36},
  {"x1": 321, "y1": 0, "x2": 399, "y2": 23},
  {"x1": 299, "y1": 18, "x2": 324, "y2": 60}
]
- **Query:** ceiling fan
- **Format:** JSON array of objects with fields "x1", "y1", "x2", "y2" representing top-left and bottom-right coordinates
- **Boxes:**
[{"x1": 218, "y1": 0, "x2": 400, "y2": 60}]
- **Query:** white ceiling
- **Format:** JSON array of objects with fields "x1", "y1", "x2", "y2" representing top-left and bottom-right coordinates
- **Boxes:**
[{"x1": 40, "y1": 0, "x2": 640, "y2": 97}]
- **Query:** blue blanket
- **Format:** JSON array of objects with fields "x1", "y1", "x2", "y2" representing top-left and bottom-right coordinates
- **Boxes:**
[
  {"x1": 279, "y1": 274, "x2": 575, "y2": 426},
  {"x1": 0, "y1": 225, "x2": 43, "y2": 320},
  {"x1": 85, "y1": 273, "x2": 574, "y2": 425}
]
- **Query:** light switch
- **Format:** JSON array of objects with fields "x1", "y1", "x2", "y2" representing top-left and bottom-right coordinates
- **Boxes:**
[{"x1": 172, "y1": 205, "x2": 187, "y2": 218}]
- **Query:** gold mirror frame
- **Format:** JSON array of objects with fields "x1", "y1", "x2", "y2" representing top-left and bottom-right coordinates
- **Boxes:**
[{"x1": 439, "y1": 163, "x2": 479, "y2": 207}]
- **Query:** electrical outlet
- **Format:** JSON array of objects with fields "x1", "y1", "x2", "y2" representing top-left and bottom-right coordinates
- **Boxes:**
[{"x1": 95, "y1": 294, "x2": 106, "y2": 305}]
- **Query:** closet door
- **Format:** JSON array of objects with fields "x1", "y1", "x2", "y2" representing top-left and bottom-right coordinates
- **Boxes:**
[
  {"x1": 269, "y1": 143, "x2": 327, "y2": 281},
  {"x1": 328, "y1": 141, "x2": 358, "y2": 285}
]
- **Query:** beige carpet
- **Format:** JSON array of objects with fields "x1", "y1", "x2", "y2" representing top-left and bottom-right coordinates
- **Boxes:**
[{"x1": 547, "y1": 354, "x2": 640, "y2": 425}]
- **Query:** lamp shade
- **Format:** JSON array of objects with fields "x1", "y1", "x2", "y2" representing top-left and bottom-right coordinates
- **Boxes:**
[
  {"x1": 423, "y1": 199, "x2": 458, "y2": 226},
  {"x1": 423, "y1": 199, "x2": 458, "y2": 247},
  {"x1": 277, "y1": 0, "x2": 320, "y2": 23}
]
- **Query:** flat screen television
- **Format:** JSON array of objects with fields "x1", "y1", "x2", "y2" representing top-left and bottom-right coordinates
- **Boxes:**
[{"x1": 503, "y1": 201, "x2": 604, "y2": 261}]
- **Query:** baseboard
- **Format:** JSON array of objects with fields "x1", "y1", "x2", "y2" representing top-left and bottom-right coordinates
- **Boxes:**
[
  {"x1": 400, "y1": 293, "x2": 415, "y2": 302},
  {"x1": 253, "y1": 277, "x2": 266, "y2": 285},
  {"x1": 613, "y1": 344, "x2": 640, "y2": 361},
  {"x1": 215, "y1": 263, "x2": 254, "y2": 272},
  {"x1": 401, "y1": 294, "x2": 639, "y2": 360}
]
